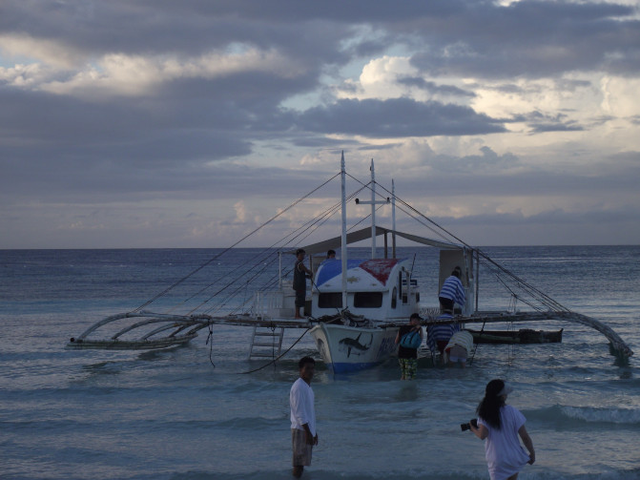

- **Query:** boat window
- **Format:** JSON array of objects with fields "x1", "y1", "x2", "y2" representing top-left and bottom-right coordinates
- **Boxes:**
[
  {"x1": 392, "y1": 287, "x2": 397, "y2": 309},
  {"x1": 354, "y1": 292, "x2": 383, "y2": 308},
  {"x1": 318, "y1": 292, "x2": 343, "y2": 308}
]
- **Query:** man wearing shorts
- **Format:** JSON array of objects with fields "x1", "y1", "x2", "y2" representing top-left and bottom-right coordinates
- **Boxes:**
[{"x1": 290, "y1": 356, "x2": 318, "y2": 477}]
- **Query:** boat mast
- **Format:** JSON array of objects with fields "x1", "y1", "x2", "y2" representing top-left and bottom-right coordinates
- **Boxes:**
[
  {"x1": 355, "y1": 159, "x2": 389, "y2": 259},
  {"x1": 392, "y1": 179, "x2": 396, "y2": 259},
  {"x1": 340, "y1": 151, "x2": 348, "y2": 310},
  {"x1": 370, "y1": 160, "x2": 376, "y2": 258}
]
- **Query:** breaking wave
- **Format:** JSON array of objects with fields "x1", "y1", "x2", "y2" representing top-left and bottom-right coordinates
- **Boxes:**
[{"x1": 527, "y1": 404, "x2": 640, "y2": 426}]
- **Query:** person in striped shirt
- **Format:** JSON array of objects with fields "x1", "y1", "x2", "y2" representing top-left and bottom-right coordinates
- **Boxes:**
[
  {"x1": 438, "y1": 266, "x2": 466, "y2": 313},
  {"x1": 427, "y1": 312, "x2": 461, "y2": 359}
]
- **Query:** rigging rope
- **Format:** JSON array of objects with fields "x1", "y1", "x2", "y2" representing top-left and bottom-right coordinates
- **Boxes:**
[
  {"x1": 133, "y1": 172, "x2": 340, "y2": 313},
  {"x1": 370, "y1": 180, "x2": 572, "y2": 314},
  {"x1": 192, "y1": 185, "x2": 371, "y2": 317},
  {"x1": 188, "y1": 186, "x2": 366, "y2": 316},
  {"x1": 206, "y1": 322, "x2": 216, "y2": 368}
]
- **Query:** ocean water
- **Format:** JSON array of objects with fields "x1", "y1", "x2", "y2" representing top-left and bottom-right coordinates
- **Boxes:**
[{"x1": 1, "y1": 246, "x2": 640, "y2": 480}]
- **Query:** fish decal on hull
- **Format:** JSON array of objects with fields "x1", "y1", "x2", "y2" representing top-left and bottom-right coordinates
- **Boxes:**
[{"x1": 338, "y1": 333, "x2": 373, "y2": 357}]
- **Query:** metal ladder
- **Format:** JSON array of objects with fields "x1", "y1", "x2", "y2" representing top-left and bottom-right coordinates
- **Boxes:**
[{"x1": 248, "y1": 326, "x2": 284, "y2": 360}]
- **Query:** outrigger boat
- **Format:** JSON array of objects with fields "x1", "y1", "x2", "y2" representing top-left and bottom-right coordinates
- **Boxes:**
[
  {"x1": 467, "y1": 328, "x2": 563, "y2": 345},
  {"x1": 67, "y1": 153, "x2": 633, "y2": 372}
]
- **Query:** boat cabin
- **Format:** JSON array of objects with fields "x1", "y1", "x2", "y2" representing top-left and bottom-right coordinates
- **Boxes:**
[{"x1": 311, "y1": 257, "x2": 419, "y2": 322}]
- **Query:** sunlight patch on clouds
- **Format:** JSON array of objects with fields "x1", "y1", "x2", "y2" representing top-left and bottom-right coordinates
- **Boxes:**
[
  {"x1": 9, "y1": 47, "x2": 300, "y2": 98},
  {"x1": 421, "y1": 192, "x2": 608, "y2": 223},
  {"x1": 600, "y1": 76, "x2": 640, "y2": 118},
  {"x1": 234, "y1": 201, "x2": 247, "y2": 223},
  {"x1": 413, "y1": 201, "x2": 472, "y2": 220},
  {"x1": 0, "y1": 62, "x2": 48, "y2": 87},
  {"x1": 300, "y1": 153, "x2": 328, "y2": 166},
  {"x1": 369, "y1": 140, "x2": 434, "y2": 171},
  {"x1": 340, "y1": 56, "x2": 423, "y2": 101},
  {"x1": 360, "y1": 56, "x2": 415, "y2": 91},
  {"x1": 467, "y1": 74, "x2": 640, "y2": 155},
  {"x1": 471, "y1": 73, "x2": 637, "y2": 131},
  {"x1": 65, "y1": 220, "x2": 107, "y2": 231},
  {"x1": 493, "y1": 0, "x2": 522, "y2": 5},
  {"x1": 471, "y1": 78, "x2": 563, "y2": 119},
  {"x1": 0, "y1": 33, "x2": 83, "y2": 68}
]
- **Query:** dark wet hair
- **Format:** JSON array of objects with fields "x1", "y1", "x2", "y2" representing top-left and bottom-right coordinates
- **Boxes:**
[
  {"x1": 298, "y1": 356, "x2": 315, "y2": 369},
  {"x1": 476, "y1": 379, "x2": 506, "y2": 429},
  {"x1": 296, "y1": 249, "x2": 305, "y2": 256},
  {"x1": 451, "y1": 267, "x2": 461, "y2": 278},
  {"x1": 327, "y1": 249, "x2": 336, "y2": 258},
  {"x1": 410, "y1": 313, "x2": 421, "y2": 321}
]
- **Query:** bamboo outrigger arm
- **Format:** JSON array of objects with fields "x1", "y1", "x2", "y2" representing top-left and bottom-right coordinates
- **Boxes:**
[
  {"x1": 65, "y1": 311, "x2": 313, "y2": 350},
  {"x1": 66, "y1": 311, "x2": 213, "y2": 350}
]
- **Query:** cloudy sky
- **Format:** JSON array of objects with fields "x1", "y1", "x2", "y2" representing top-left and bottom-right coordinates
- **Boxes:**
[{"x1": 1, "y1": 0, "x2": 639, "y2": 249}]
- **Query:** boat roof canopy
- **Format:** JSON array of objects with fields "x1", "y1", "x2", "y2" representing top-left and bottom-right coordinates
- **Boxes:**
[{"x1": 290, "y1": 226, "x2": 462, "y2": 256}]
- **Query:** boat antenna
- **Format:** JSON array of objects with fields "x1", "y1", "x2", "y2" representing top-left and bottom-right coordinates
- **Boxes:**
[{"x1": 354, "y1": 159, "x2": 390, "y2": 259}]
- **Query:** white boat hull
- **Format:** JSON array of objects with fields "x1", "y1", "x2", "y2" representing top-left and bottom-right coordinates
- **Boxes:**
[{"x1": 309, "y1": 323, "x2": 399, "y2": 373}]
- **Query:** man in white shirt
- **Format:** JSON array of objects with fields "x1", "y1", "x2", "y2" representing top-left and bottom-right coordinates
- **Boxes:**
[{"x1": 290, "y1": 356, "x2": 318, "y2": 478}]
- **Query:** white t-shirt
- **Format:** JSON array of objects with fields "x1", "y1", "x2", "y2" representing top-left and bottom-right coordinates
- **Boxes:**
[
  {"x1": 290, "y1": 378, "x2": 316, "y2": 436},
  {"x1": 478, "y1": 405, "x2": 530, "y2": 480}
]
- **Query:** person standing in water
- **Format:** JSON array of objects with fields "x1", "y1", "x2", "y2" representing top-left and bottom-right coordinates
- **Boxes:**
[
  {"x1": 395, "y1": 313, "x2": 423, "y2": 380},
  {"x1": 469, "y1": 379, "x2": 535, "y2": 480},
  {"x1": 290, "y1": 356, "x2": 318, "y2": 478}
]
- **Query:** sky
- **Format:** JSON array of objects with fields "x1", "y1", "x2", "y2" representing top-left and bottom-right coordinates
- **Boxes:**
[{"x1": 1, "y1": 0, "x2": 639, "y2": 249}]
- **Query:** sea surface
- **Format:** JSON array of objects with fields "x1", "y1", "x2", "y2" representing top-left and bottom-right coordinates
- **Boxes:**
[{"x1": 1, "y1": 245, "x2": 640, "y2": 480}]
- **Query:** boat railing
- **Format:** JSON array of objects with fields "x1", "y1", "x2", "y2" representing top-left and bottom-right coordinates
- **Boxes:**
[{"x1": 253, "y1": 290, "x2": 293, "y2": 319}]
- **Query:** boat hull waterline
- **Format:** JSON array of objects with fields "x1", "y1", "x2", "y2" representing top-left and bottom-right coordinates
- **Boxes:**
[{"x1": 309, "y1": 323, "x2": 399, "y2": 373}]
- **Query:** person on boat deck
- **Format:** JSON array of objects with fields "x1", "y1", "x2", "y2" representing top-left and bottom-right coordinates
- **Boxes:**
[
  {"x1": 443, "y1": 330, "x2": 474, "y2": 368},
  {"x1": 290, "y1": 356, "x2": 318, "y2": 478},
  {"x1": 427, "y1": 311, "x2": 461, "y2": 361},
  {"x1": 439, "y1": 266, "x2": 466, "y2": 313},
  {"x1": 293, "y1": 249, "x2": 313, "y2": 319},
  {"x1": 326, "y1": 249, "x2": 336, "y2": 260},
  {"x1": 469, "y1": 379, "x2": 535, "y2": 480},
  {"x1": 395, "y1": 313, "x2": 423, "y2": 380}
]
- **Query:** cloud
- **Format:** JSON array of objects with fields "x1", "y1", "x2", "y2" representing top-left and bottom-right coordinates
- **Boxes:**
[
  {"x1": 295, "y1": 98, "x2": 506, "y2": 138},
  {"x1": 409, "y1": 1, "x2": 639, "y2": 78},
  {"x1": 0, "y1": 33, "x2": 86, "y2": 68},
  {"x1": 1, "y1": 0, "x2": 639, "y2": 248}
]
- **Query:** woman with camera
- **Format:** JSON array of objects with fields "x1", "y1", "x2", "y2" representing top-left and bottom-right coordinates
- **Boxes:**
[{"x1": 469, "y1": 379, "x2": 535, "y2": 480}]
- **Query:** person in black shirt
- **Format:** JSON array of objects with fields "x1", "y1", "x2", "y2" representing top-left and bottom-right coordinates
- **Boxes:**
[
  {"x1": 395, "y1": 313, "x2": 423, "y2": 380},
  {"x1": 293, "y1": 249, "x2": 313, "y2": 319}
]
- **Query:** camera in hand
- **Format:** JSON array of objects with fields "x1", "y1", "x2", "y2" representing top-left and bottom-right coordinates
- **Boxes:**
[{"x1": 460, "y1": 418, "x2": 478, "y2": 431}]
